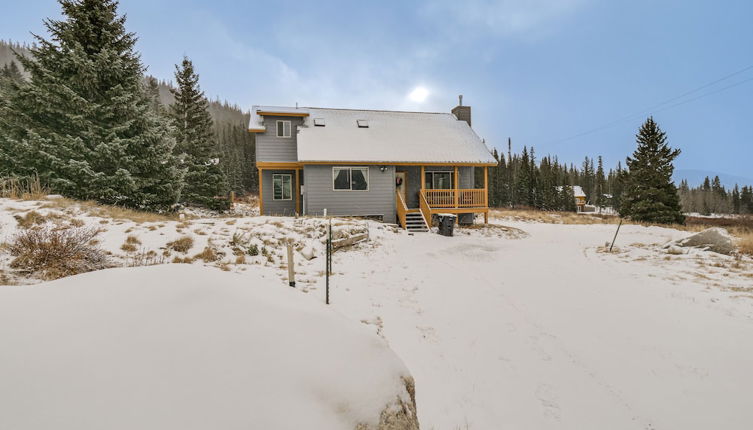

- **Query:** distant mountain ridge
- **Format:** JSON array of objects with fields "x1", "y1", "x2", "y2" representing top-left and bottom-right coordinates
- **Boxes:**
[{"x1": 0, "y1": 40, "x2": 249, "y2": 125}]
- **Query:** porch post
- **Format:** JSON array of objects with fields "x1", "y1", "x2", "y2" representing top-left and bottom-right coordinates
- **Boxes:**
[
  {"x1": 258, "y1": 168, "x2": 264, "y2": 215},
  {"x1": 453, "y1": 166, "x2": 459, "y2": 208},
  {"x1": 484, "y1": 166, "x2": 489, "y2": 225},
  {"x1": 483, "y1": 166, "x2": 488, "y2": 207}
]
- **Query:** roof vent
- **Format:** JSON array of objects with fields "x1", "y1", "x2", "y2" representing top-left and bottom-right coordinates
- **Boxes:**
[
  {"x1": 357, "y1": 119, "x2": 369, "y2": 128},
  {"x1": 313, "y1": 118, "x2": 326, "y2": 127}
]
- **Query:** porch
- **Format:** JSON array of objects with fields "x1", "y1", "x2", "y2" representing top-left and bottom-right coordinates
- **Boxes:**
[{"x1": 396, "y1": 165, "x2": 489, "y2": 230}]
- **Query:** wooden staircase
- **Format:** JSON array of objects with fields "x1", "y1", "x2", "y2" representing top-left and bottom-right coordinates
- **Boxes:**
[{"x1": 404, "y1": 211, "x2": 429, "y2": 233}]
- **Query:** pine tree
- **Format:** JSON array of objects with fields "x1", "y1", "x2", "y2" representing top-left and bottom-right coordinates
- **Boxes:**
[
  {"x1": 732, "y1": 185, "x2": 741, "y2": 214},
  {"x1": 0, "y1": 0, "x2": 182, "y2": 210},
  {"x1": 170, "y1": 56, "x2": 229, "y2": 210},
  {"x1": 620, "y1": 117, "x2": 684, "y2": 224},
  {"x1": 594, "y1": 156, "x2": 606, "y2": 207}
]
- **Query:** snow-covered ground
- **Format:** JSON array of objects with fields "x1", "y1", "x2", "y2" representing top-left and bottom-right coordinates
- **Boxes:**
[
  {"x1": 1, "y1": 197, "x2": 753, "y2": 429},
  {"x1": 0, "y1": 265, "x2": 416, "y2": 429}
]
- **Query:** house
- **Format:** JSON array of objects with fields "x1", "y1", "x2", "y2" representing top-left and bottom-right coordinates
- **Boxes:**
[
  {"x1": 249, "y1": 99, "x2": 497, "y2": 231},
  {"x1": 572, "y1": 186, "x2": 587, "y2": 211},
  {"x1": 556, "y1": 185, "x2": 588, "y2": 212}
]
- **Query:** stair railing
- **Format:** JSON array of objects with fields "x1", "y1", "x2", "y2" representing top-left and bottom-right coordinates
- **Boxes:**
[{"x1": 396, "y1": 190, "x2": 408, "y2": 229}]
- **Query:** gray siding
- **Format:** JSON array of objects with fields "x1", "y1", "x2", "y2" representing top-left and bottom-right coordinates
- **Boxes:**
[
  {"x1": 256, "y1": 116, "x2": 304, "y2": 162},
  {"x1": 304, "y1": 165, "x2": 396, "y2": 223},
  {"x1": 262, "y1": 169, "x2": 298, "y2": 216},
  {"x1": 396, "y1": 166, "x2": 421, "y2": 208}
]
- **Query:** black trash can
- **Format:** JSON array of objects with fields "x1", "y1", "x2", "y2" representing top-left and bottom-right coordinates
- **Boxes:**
[{"x1": 436, "y1": 214, "x2": 456, "y2": 237}]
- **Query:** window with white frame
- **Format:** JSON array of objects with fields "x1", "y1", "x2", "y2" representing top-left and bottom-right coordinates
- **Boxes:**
[
  {"x1": 424, "y1": 171, "x2": 453, "y2": 189},
  {"x1": 272, "y1": 174, "x2": 293, "y2": 200},
  {"x1": 276, "y1": 120, "x2": 292, "y2": 138},
  {"x1": 333, "y1": 167, "x2": 369, "y2": 191}
]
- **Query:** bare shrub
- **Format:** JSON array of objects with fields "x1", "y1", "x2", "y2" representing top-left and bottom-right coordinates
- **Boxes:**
[
  {"x1": 8, "y1": 226, "x2": 110, "y2": 280},
  {"x1": 167, "y1": 236, "x2": 194, "y2": 253},
  {"x1": 124, "y1": 250, "x2": 165, "y2": 268}
]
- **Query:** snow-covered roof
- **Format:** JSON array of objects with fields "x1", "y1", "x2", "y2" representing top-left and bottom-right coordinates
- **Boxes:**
[
  {"x1": 251, "y1": 105, "x2": 497, "y2": 165},
  {"x1": 248, "y1": 105, "x2": 311, "y2": 131},
  {"x1": 298, "y1": 107, "x2": 495, "y2": 164}
]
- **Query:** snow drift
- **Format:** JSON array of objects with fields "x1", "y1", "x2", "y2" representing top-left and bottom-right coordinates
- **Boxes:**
[{"x1": 0, "y1": 265, "x2": 417, "y2": 430}]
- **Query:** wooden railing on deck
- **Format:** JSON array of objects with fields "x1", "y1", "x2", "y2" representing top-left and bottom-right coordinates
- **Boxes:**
[
  {"x1": 396, "y1": 190, "x2": 408, "y2": 228},
  {"x1": 423, "y1": 189, "x2": 486, "y2": 208}
]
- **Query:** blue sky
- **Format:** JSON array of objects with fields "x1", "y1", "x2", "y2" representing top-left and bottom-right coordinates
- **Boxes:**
[{"x1": 3, "y1": 0, "x2": 753, "y2": 182}]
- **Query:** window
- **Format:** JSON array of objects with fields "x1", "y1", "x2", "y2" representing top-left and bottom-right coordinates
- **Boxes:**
[
  {"x1": 276, "y1": 120, "x2": 292, "y2": 138},
  {"x1": 333, "y1": 167, "x2": 369, "y2": 191},
  {"x1": 424, "y1": 171, "x2": 453, "y2": 189},
  {"x1": 272, "y1": 174, "x2": 292, "y2": 200},
  {"x1": 356, "y1": 119, "x2": 369, "y2": 128},
  {"x1": 313, "y1": 118, "x2": 326, "y2": 127}
]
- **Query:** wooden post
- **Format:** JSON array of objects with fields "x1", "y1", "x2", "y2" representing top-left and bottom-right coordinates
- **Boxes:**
[
  {"x1": 295, "y1": 169, "x2": 301, "y2": 215},
  {"x1": 453, "y1": 166, "x2": 459, "y2": 209},
  {"x1": 609, "y1": 219, "x2": 623, "y2": 252},
  {"x1": 483, "y1": 166, "x2": 489, "y2": 207},
  {"x1": 325, "y1": 219, "x2": 331, "y2": 305},
  {"x1": 258, "y1": 168, "x2": 264, "y2": 215},
  {"x1": 420, "y1": 166, "x2": 425, "y2": 190},
  {"x1": 286, "y1": 243, "x2": 296, "y2": 287}
]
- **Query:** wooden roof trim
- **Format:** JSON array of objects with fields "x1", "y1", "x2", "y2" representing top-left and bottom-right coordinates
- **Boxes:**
[
  {"x1": 256, "y1": 111, "x2": 310, "y2": 117},
  {"x1": 299, "y1": 161, "x2": 497, "y2": 167},
  {"x1": 257, "y1": 162, "x2": 303, "y2": 169},
  {"x1": 248, "y1": 128, "x2": 266, "y2": 133}
]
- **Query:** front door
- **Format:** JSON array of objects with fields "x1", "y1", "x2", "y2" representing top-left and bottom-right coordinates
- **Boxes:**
[{"x1": 396, "y1": 172, "x2": 407, "y2": 203}]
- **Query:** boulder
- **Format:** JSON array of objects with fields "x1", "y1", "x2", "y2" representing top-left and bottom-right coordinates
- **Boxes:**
[{"x1": 673, "y1": 227, "x2": 737, "y2": 255}]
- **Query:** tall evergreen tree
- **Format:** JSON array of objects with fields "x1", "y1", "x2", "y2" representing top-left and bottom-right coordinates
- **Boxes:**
[
  {"x1": 594, "y1": 156, "x2": 606, "y2": 207},
  {"x1": 170, "y1": 56, "x2": 229, "y2": 210},
  {"x1": 620, "y1": 117, "x2": 684, "y2": 224},
  {"x1": 0, "y1": 0, "x2": 182, "y2": 210}
]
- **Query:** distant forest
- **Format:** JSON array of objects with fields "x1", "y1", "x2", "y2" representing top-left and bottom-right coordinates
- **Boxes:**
[
  {"x1": 2, "y1": 35, "x2": 750, "y2": 215},
  {"x1": 0, "y1": 39, "x2": 257, "y2": 196}
]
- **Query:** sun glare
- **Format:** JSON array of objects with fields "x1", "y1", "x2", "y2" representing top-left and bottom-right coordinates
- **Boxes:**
[{"x1": 408, "y1": 86, "x2": 430, "y2": 103}]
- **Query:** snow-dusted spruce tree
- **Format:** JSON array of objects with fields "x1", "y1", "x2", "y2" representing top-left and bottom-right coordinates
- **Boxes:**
[
  {"x1": 0, "y1": 0, "x2": 183, "y2": 210},
  {"x1": 170, "y1": 57, "x2": 229, "y2": 210},
  {"x1": 620, "y1": 117, "x2": 684, "y2": 224}
]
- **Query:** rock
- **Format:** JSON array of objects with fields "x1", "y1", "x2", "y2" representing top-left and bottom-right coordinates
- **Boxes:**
[
  {"x1": 300, "y1": 245, "x2": 316, "y2": 260},
  {"x1": 674, "y1": 227, "x2": 736, "y2": 255},
  {"x1": 666, "y1": 245, "x2": 685, "y2": 255}
]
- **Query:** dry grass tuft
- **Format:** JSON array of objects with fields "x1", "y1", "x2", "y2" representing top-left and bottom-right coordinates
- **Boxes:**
[
  {"x1": 171, "y1": 256, "x2": 193, "y2": 264},
  {"x1": 14, "y1": 211, "x2": 50, "y2": 228},
  {"x1": 8, "y1": 226, "x2": 110, "y2": 280},
  {"x1": 490, "y1": 208, "x2": 619, "y2": 225},
  {"x1": 167, "y1": 236, "x2": 194, "y2": 253},
  {"x1": 0, "y1": 175, "x2": 48, "y2": 200},
  {"x1": 193, "y1": 246, "x2": 221, "y2": 263},
  {"x1": 738, "y1": 232, "x2": 753, "y2": 256},
  {"x1": 41, "y1": 198, "x2": 177, "y2": 223}
]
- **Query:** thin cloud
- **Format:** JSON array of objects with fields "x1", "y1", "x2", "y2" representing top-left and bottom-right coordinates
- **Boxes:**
[{"x1": 421, "y1": 0, "x2": 587, "y2": 40}]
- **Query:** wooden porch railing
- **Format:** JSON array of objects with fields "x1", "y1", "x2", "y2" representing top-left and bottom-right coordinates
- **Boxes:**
[
  {"x1": 396, "y1": 190, "x2": 408, "y2": 228},
  {"x1": 422, "y1": 189, "x2": 487, "y2": 209}
]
